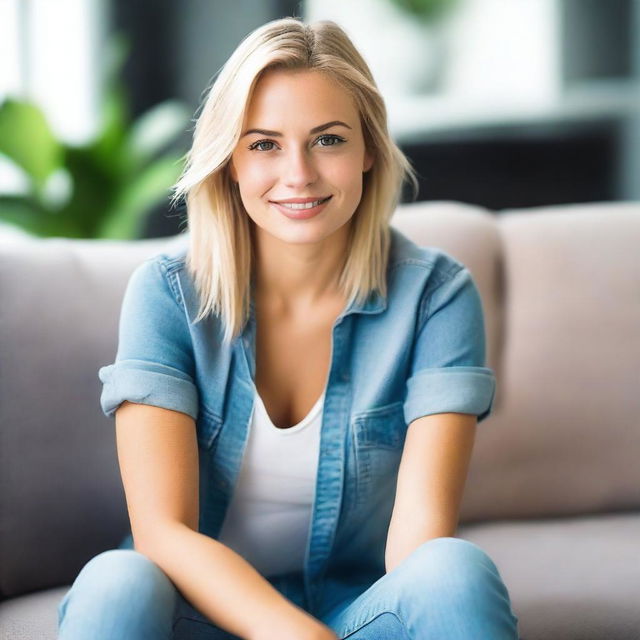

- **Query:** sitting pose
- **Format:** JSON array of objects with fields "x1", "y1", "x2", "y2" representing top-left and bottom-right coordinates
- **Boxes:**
[{"x1": 58, "y1": 16, "x2": 520, "y2": 640}]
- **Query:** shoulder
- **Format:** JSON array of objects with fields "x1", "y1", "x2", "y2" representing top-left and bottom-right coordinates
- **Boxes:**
[
  {"x1": 386, "y1": 226, "x2": 482, "y2": 325},
  {"x1": 125, "y1": 244, "x2": 190, "y2": 310},
  {"x1": 148, "y1": 243, "x2": 189, "y2": 277},
  {"x1": 388, "y1": 225, "x2": 469, "y2": 288},
  {"x1": 137, "y1": 244, "x2": 216, "y2": 328}
]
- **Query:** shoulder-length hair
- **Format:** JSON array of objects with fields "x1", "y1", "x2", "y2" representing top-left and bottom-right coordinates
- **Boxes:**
[{"x1": 170, "y1": 16, "x2": 418, "y2": 346}]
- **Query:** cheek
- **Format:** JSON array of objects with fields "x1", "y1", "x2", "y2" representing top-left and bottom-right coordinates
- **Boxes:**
[
  {"x1": 341, "y1": 164, "x2": 366, "y2": 200},
  {"x1": 238, "y1": 162, "x2": 272, "y2": 195},
  {"x1": 327, "y1": 155, "x2": 364, "y2": 190}
]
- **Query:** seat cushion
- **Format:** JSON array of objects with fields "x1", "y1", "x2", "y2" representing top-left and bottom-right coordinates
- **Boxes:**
[
  {"x1": 0, "y1": 585, "x2": 67, "y2": 639},
  {"x1": 460, "y1": 512, "x2": 640, "y2": 640}
]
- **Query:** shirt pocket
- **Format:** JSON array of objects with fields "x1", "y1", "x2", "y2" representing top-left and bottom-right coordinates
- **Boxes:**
[
  {"x1": 196, "y1": 407, "x2": 224, "y2": 453},
  {"x1": 350, "y1": 400, "x2": 407, "y2": 512}
]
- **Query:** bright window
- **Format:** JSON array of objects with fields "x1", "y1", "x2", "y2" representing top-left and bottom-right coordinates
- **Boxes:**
[{"x1": 0, "y1": 0, "x2": 105, "y2": 192}]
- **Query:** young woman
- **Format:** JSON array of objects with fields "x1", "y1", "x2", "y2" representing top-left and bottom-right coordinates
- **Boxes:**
[{"x1": 57, "y1": 16, "x2": 520, "y2": 640}]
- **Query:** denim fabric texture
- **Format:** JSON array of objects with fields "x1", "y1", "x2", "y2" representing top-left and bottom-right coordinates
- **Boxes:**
[
  {"x1": 79, "y1": 226, "x2": 513, "y2": 637},
  {"x1": 58, "y1": 538, "x2": 520, "y2": 638}
]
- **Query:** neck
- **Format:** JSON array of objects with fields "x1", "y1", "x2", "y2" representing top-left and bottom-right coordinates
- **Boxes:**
[{"x1": 252, "y1": 223, "x2": 350, "y2": 315}]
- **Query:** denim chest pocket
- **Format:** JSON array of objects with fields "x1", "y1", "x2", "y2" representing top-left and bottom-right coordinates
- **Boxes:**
[
  {"x1": 196, "y1": 408, "x2": 224, "y2": 452},
  {"x1": 349, "y1": 400, "x2": 407, "y2": 511}
]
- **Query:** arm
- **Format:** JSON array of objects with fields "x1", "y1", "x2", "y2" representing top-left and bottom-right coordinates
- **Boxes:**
[
  {"x1": 384, "y1": 412, "x2": 477, "y2": 574},
  {"x1": 389, "y1": 263, "x2": 494, "y2": 572},
  {"x1": 116, "y1": 400, "x2": 336, "y2": 640}
]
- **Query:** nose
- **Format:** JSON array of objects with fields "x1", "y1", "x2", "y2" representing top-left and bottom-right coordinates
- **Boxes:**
[{"x1": 282, "y1": 146, "x2": 318, "y2": 188}]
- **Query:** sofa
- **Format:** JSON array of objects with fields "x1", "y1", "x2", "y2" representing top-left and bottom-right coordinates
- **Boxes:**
[{"x1": 0, "y1": 200, "x2": 638, "y2": 640}]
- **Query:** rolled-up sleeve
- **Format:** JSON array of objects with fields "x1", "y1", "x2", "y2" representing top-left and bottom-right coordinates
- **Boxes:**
[
  {"x1": 98, "y1": 257, "x2": 199, "y2": 420},
  {"x1": 403, "y1": 265, "x2": 496, "y2": 426}
]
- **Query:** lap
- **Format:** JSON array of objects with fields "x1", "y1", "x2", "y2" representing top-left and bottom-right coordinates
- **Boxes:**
[
  {"x1": 61, "y1": 538, "x2": 513, "y2": 639},
  {"x1": 172, "y1": 592, "x2": 242, "y2": 640}
]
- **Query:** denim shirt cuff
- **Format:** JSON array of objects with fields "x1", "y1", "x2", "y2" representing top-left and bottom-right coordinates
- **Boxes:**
[
  {"x1": 403, "y1": 366, "x2": 496, "y2": 425},
  {"x1": 98, "y1": 360, "x2": 199, "y2": 420}
]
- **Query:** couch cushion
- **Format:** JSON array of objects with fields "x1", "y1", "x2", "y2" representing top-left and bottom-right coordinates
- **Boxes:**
[
  {"x1": 0, "y1": 585, "x2": 67, "y2": 639},
  {"x1": 460, "y1": 512, "x2": 640, "y2": 640}
]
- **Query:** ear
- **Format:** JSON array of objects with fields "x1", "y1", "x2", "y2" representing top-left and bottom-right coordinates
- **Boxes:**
[{"x1": 363, "y1": 149, "x2": 374, "y2": 173}]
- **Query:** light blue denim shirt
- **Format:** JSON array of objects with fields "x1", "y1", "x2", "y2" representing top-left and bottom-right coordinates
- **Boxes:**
[{"x1": 98, "y1": 226, "x2": 496, "y2": 615}]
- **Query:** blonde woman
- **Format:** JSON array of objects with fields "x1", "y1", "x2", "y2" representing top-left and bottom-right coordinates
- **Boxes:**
[{"x1": 57, "y1": 16, "x2": 520, "y2": 640}]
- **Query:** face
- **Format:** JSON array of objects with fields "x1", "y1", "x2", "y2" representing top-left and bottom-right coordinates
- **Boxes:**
[{"x1": 229, "y1": 68, "x2": 374, "y2": 245}]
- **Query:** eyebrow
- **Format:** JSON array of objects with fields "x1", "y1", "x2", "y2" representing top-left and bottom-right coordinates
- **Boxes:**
[{"x1": 241, "y1": 120, "x2": 353, "y2": 138}]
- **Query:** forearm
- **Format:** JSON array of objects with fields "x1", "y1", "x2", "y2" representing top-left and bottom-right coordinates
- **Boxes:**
[{"x1": 138, "y1": 522, "x2": 317, "y2": 640}]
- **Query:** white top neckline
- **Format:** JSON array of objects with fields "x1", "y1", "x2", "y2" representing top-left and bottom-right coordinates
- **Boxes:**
[{"x1": 254, "y1": 390, "x2": 325, "y2": 434}]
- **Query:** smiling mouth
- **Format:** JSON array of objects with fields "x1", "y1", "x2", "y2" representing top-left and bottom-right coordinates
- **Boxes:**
[{"x1": 271, "y1": 196, "x2": 332, "y2": 210}]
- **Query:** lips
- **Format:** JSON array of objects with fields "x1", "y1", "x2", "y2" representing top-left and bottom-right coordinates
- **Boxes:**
[
  {"x1": 270, "y1": 196, "x2": 332, "y2": 205},
  {"x1": 270, "y1": 195, "x2": 332, "y2": 219}
]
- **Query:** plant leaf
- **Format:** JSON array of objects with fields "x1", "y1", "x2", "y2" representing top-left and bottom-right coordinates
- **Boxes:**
[
  {"x1": 98, "y1": 153, "x2": 185, "y2": 239},
  {"x1": 126, "y1": 100, "x2": 191, "y2": 168},
  {"x1": 0, "y1": 98, "x2": 63, "y2": 189},
  {"x1": 0, "y1": 195, "x2": 71, "y2": 237}
]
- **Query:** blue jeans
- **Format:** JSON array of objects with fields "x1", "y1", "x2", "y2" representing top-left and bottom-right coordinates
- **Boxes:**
[{"x1": 57, "y1": 537, "x2": 520, "y2": 639}]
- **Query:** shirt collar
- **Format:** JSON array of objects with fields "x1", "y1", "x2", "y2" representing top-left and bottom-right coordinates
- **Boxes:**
[{"x1": 341, "y1": 287, "x2": 387, "y2": 317}]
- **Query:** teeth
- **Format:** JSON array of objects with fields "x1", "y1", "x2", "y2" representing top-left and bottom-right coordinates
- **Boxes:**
[{"x1": 279, "y1": 198, "x2": 326, "y2": 210}]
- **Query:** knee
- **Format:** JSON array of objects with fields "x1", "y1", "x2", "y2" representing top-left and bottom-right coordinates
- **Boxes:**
[
  {"x1": 59, "y1": 549, "x2": 177, "y2": 620},
  {"x1": 398, "y1": 537, "x2": 502, "y2": 594},
  {"x1": 414, "y1": 536, "x2": 497, "y2": 569},
  {"x1": 389, "y1": 539, "x2": 519, "y2": 637}
]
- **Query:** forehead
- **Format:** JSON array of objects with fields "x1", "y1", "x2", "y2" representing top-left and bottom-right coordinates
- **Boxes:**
[{"x1": 246, "y1": 68, "x2": 359, "y2": 122}]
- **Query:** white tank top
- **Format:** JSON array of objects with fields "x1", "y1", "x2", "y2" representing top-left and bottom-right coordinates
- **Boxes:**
[{"x1": 217, "y1": 389, "x2": 325, "y2": 577}]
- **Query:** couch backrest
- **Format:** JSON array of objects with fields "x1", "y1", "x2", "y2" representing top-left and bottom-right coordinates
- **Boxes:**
[
  {"x1": 393, "y1": 201, "x2": 640, "y2": 523},
  {"x1": 472, "y1": 201, "x2": 640, "y2": 521},
  {"x1": 0, "y1": 232, "x2": 188, "y2": 598}
]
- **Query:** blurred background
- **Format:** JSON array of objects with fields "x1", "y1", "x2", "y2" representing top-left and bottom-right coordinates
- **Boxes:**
[{"x1": 0, "y1": 0, "x2": 638, "y2": 240}]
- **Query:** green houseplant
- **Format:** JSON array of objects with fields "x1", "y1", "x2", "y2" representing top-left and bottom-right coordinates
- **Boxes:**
[{"x1": 0, "y1": 34, "x2": 190, "y2": 239}]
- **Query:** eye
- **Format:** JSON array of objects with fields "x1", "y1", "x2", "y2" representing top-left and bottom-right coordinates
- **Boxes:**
[
  {"x1": 247, "y1": 134, "x2": 347, "y2": 152},
  {"x1": 247, "y1": 139, "x2": 277, "y2": 152},
  {"x1": 316, "y1": 134, "x2": 346, "y2": 147}
]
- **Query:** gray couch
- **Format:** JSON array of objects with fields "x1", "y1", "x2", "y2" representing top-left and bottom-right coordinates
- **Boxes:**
[{"x1": 1, "y1": 200, "x2": 638, "y2": 640}]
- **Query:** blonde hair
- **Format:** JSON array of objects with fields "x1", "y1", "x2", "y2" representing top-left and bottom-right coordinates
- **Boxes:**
[{"x1": 170, "y1": 16, "x2": 418, "y2": 345}]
